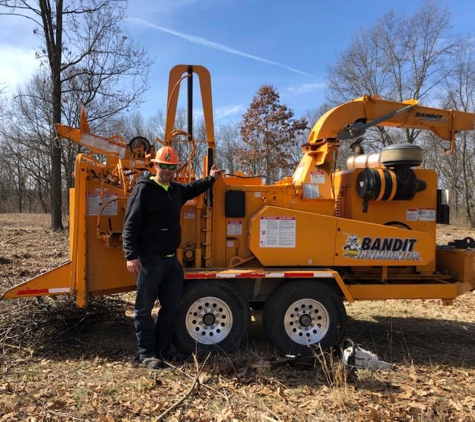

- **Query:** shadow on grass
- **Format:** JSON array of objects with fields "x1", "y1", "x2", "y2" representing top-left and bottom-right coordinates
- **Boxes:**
[
  {"x1": 3, "y1": 298, "x2": 475, "y2": 370},
  {"x1": 345, "y1": 315, "x2": 475, "y2": 367},
  {"x1": 249, "y1": 309, "x2": 475, "y2": 367}
]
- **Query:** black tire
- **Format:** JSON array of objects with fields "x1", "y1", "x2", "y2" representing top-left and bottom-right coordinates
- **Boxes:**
[
  {"x1": 263, "y1": 281, "x2": 346, "y2": 356},
  {"x1": 174, "y1": 280, "x2": 251, "y2": 355}
]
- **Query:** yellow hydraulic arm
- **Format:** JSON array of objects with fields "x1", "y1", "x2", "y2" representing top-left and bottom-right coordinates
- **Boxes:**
[{"x1": 308, "y1": 95, "x2": 475, "y2": 154}]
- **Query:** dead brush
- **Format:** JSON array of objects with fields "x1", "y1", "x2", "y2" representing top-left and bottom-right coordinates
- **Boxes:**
[
  {"x1": 312, "y1": 346, "x2": 349, "y2": 389},
  {"x1": 193, "y1": 343, "x2": 271, "y2": 380},
  {"x1": 0, "y1": 295, "x2": 130, "y2": 361}
]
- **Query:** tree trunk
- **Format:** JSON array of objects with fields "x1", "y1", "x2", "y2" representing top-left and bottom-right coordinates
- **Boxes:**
[
  {"x1": 50, "y1": 116, "x2": 62, "y2": 229},
  {"x1": 40, "y1": 0, "x2": 64, "y2": 230}
]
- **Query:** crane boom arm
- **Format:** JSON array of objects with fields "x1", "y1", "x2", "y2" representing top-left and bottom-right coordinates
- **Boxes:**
[{"x1": 308, "y1": 95, "x2": 474, "y2": 154}]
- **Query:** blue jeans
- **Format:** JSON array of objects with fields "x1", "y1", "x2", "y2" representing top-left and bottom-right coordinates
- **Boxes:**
[{"x1": 134, "y1": 255, "x2": 184, "y2": 361}]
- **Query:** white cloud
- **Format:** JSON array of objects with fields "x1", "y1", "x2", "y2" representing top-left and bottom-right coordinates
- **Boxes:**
[
  {"x1": 126, "y1": 17, "x2": 316, "y2": 79},
  {"x1": 0, "y1": 45, "x2": 38, "y2": 92},
  {"x1": 287, "y1": 82, "x2": 326, "y2": 95},
  {"x1": 215, "y1": 104, "x2": 245, "y2": 119}
]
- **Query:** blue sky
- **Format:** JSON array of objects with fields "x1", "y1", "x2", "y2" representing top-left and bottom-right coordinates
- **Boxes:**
[{"x1": 1, "y1": 0, "x2": 474, "y2": 125}]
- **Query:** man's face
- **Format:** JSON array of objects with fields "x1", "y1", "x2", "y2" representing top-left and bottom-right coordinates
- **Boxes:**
[{"x1": 155, "y1": 162, "x2": 176, "y2": 184}]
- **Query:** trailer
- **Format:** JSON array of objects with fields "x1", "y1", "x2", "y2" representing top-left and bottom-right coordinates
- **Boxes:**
[{"x1": 3, "y1": 65, "x2": 475, "y2": 356}]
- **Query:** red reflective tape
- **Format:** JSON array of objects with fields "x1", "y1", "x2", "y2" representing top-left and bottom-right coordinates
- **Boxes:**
[
  {"x1": 185, "y1": 273, "x2": 217, "y2": 279},
  {"x1": 283, "y1": 272, "x2": 315, "y2": 278},
  {"x1": 17, "y1": 289, "x2": 49, "y2": 296}
]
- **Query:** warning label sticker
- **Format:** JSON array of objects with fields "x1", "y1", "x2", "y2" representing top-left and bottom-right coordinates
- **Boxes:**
[
  {"x1": 227, "y1": 220, "x2": 242, "y2": 236},
  {"x1": 406, "y1": 208, "x2": 436, "y2": 221},
  {"x1": 310, "y1": 170, "x2": 325, "y2": 184},
  {"x1": 303, "y1": 183, "x2": 320, "y2": 199},
  {"x1": 184, "y1": 211, "x2": 195, "y2": 219},
  {"x1": 406, "y1": 209, "x2": 418, "y2": 221},
  {"x1": 87, "y1": 192, "x2": 118, "y2": 216},
  {"x1": 260, "y1": 217, "x2": 296, "y2": 248},
  {"x1": 418, "y1": 208, "x2": 436, "y2": 221}
]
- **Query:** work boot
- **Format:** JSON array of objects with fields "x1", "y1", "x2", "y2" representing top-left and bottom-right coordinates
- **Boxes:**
[
  {"x1": 141, "y1": 357, "x2": 164, "y2": 369},
  {"x1": 158, "y1": 348, "x2": 187, "y2": 363}
]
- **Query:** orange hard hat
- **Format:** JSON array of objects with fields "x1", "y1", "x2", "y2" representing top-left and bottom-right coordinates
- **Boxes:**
[{"x1": 151, "y1": 146, "x2": 180, "y2": 165}]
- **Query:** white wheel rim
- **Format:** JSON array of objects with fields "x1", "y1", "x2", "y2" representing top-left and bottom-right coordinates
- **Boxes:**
[
  {"x1": 185, "y1": 296, "x2": 234, "y2": 345},
  {"x1": 284, "y1": 298, "x2": 330, "y2": 345}
]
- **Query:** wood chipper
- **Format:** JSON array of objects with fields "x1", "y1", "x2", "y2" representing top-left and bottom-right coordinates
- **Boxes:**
[{"x1": 2, "y1": 65, "x2": 475, "y2": 356}]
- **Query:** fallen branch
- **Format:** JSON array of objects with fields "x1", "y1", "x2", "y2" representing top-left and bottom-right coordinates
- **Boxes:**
[
  {"x1": 2, "y1": 235, "x2": 21, "y2": 245},
  {"x1": 167, "y1": 355, "x2": 230, "y2": 404},
  {"x1": 156, "y1": 352, "x2": 211, "y2": 421}
]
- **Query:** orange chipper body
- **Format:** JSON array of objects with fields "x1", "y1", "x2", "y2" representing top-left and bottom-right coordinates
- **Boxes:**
[{"x1": 2, "y1": 65, "x2": 475, "y2": 355}]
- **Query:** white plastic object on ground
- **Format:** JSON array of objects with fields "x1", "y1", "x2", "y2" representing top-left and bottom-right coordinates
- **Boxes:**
[{"x1": 342, "y1": 339, "x2": 391, "y2": 371}]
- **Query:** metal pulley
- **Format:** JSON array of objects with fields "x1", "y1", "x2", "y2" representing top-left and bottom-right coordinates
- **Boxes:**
[{"x1": 128, "y1": 136, "x2": 151, "y2": 159}]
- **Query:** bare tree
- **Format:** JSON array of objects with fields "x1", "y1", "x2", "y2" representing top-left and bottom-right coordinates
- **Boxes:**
[
  {"x1": 325, "y1": 0, "x2": 456, "y2": 148},
  {"x1": 431, "y1": 38, "x2": 475, "y2": 226},
  {"x1": 216, "y1": 122, "x2": 242, "y2": 175},
  {"x1": 0, "y1": 72, "x2": 53, "y2": 212},
  {"x1": 239, "y1": 85, "x2": 308, "y2": 184},
  {"x1": 0, "y1": 0, "x2": 151, "y2": 228}
]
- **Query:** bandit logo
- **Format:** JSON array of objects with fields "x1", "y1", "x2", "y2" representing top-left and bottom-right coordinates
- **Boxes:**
[
  {"x1": 415, "y1": 112, "x2": 443, "y2": 121},
  {"x1": 343, "y1": 234, "x2": 361, "y2": 257},
  {"x1": 343, "y1": 234, "x2": 421, "y2": 261}
]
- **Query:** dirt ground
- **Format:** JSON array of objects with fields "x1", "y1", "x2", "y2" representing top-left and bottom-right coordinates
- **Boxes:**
[{"x1": 1, "y1": 213, "x2": 475, "y2": 421}]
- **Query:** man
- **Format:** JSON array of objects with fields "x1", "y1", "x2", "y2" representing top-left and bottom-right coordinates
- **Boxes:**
[{"x1": 123, "y1": 145, "x2": 223, "y2": 369}]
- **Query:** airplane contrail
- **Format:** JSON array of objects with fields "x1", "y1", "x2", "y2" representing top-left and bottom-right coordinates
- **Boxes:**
[{"x1": 127, "y1": 17, "x2": 316, "y2": 79}]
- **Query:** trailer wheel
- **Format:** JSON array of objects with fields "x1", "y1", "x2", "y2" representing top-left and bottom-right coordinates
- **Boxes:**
[
  {"x1": 263, "y1": 281, "x2": 346, "y2": 355},
  {"x1": 174, "y1": 280, "x2": 251, "y2": 355}
]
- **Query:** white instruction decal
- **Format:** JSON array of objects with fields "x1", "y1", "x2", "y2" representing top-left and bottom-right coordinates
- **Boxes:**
[
  {"x1": 87, "y1": 192, "x2": 118, "y2": 216},
  {"x1": 406, "y1": 209, "x2": 418, "y2": 221},
  {"x1": 184, "y1": 211, "x2": 195, "y2": 219},
  {"x1": 260, "y1": 217, "x2": 296, "y2": 248},
  {"x1": 303, "y1": 183, "x2": 320, "y2": 199},
  {"x1": 310, "y1": 170, "x2": 325, "y2": 184},
  {"x1": 406, "y1": 208, "x2": 436, "y2": 221},
  {"x1": 227, "y1": 220, "x2": 243, "y2": 235},
  {"x1": 418, "y1": 208, "x2": 436, "y2": 221}
]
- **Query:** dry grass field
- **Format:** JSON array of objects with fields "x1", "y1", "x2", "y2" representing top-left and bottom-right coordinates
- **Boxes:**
[{"x1": 1, "y1": 213, "x2": 475, "y2": 421}]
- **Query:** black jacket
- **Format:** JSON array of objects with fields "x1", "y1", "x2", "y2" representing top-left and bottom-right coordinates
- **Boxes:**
[{"x1": 122, "y1": 175, "x2": 215, "y2": 260}]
